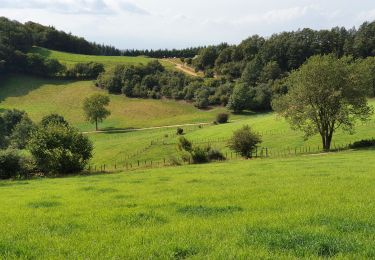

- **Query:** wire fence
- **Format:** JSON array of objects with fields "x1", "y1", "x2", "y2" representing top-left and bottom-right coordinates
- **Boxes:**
[{"x1": 86, "y1": 140, "x2": 359, "y2": 174}]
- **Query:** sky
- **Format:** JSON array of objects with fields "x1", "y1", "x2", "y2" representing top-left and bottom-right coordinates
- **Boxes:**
[{"x1": 1, "y1": 0, "x2": 375, "y2": 50}]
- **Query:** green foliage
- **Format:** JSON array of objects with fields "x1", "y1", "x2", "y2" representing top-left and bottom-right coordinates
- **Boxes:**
[
  {"x1": 273, "y1": 55, "x2": 373, "y2": 150},
  {"x1": 177, "y1": 136, "x2": 192, "y2": 152},
  {"x1": 41, "y1": 114, "x2": 69, "y2": 127},
  {"x1": 228, "y1": 125, "x2": 262, "y2": 158},
  {"x1": 190, "y1": 146, "x2": 209, "y2": 163},
  {"x1": 83, "y1": 93, "x2": 111, "y2": 131},
  {"x1": 193, "y1": 46, "x2": 218, "y2": 70},
  {"x1": 176, "y1": 128, "x2": 184, "y2": 136},
  {"x1": 206, "y1": 148, "x2": 226, "y2": 161},
  {"x1": 2, "y1": 109, "x2": 26, "y2": 136},
  {"x1": 216, "y1": 113, "x2": 229, "y2": 124},
  {"x1": 0, "y1": 109, "x2": 35, "y2": 149},
  {"x1": 177, "y1": 137, "x2": 225, "y2": 164},
  {"x1": 349, "y1": 139, "x2": 375, "y2": 149},
  {"x1": 353, "y1": 21, "x2": 375, "y2": 58},
  {"x1": 194, "y1": 88, "x2": 210, "y2": 109},
  {"x1": 66, "y1": 62, "x2": 104, "y2": 79},
  {"x1": 28, "y1": 124, "x2": 93, "y2": 174},
  {"x1": 227, "y1": 83, "x2": 249, "y2": 113},
  {"x1": 0, "y1": 149, "x2": 28, "y2": 179},
  {"x1": 10, "y1": 116, "x2": 36, "y2": 149}
]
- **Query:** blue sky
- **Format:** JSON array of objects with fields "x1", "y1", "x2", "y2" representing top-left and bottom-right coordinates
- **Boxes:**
[{"x1": 1, "y1": 0, "x2": 375, "y2": 49}]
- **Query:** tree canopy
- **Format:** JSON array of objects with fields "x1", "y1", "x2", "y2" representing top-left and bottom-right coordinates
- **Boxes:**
[
  {"x1": 272, "y1": 55, "x2": 373, "y2": 151},
  {"x1": 83, "y1": 94, "x2": 111, "y2": 131}
]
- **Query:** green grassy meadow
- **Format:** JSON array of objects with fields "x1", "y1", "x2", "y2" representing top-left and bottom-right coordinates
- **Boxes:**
[
  {"x1": 30, "y1": 47, "x2": 174, "y2": 70},
  {"x1": 0, "y1": 75, "x2": 234, "y2": 131},
  {"x1": 1, "y1": 74, "x2": 374, "y2": 166},
  {"x1": 0, "y1": 149, "x2": 374, "y2": 258},
  {"x1": 88, "y1": 99, "x2": 375, "y2": 166},
  {"x1": 1, "y1": 70, "x2": 374, "y2": 259}
]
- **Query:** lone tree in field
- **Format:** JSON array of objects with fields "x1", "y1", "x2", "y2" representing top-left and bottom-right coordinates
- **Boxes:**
[
  {"x1": 83, "y1": 93, "x2": 111, "y2": 131},
  {"x1": 273, "y1": 55, "x2": 373, "y2": 151},
  {"x1": 228, "y1": 125, "x2": 262, "y2": 158}
]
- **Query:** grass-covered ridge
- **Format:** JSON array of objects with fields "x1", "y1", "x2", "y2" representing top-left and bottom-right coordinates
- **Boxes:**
[
  {"x1": 0, "y1": 75, "x2": 233, "y2": 131},
  {"x1": 0, "y1": 149, "x2": 374, "y2": 258},
  {"x1": 30, "y1": 47, "x2": 174, "y2": 70}
]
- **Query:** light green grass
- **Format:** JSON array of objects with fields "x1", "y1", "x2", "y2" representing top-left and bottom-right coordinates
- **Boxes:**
[
  {"x1": 29, "y1": 47, "x2": 176, "y2": 71},
  {"x1": 30, "y1": 47, "x2": 155, "y2": 70},
  {"x1": 0, "y1": 149, "x2": 374, "y2": 258},
  {"x1": 88, "y1": 100, "x2": 375, "y2": 166},
  {"x1": 0, "y1": 75, "x2": 235, "y2": 131}
]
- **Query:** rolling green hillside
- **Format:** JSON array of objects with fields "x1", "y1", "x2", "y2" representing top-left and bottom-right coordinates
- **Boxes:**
[
  {"x1": 89, "y1": 100, "x2": 375, "y2": 166},
  {"x1": 1, "y1": 74, "x2": 374, "y2": 166},
  {"x1": 30, "y1": 47, "x2": 174, "y2": 70},
  {"x1": 0, "y1": 149, "x2": 374, "y2": 259},
  {"x1": 0, "y1": 75, "x2": 237, "y2": 131}
]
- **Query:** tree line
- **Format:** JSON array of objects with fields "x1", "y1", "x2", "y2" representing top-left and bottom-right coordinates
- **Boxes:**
[
  {"x1": 121, "y1": 47, "x2": 202, "y2": 58},
  {"x1": 96, "y1": 60, "x2": 234, "y2": 109},
  {"x1": 0, "y1": 17, "x2": 118, "y2": 75}
]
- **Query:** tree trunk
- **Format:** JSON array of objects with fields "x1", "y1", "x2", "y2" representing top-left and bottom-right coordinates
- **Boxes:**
[
  {"x1": 322, "y1": 131, "x2": 333, "y2": 151},
  {"x1": 95, "y1": 119, "x2": 98, "y2": 131}
]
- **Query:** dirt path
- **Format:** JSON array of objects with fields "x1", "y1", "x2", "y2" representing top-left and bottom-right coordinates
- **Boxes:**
[
  {"x1": 164, "y1": 60, "x2": 200, "y2": 77},
  {"x1": 82, "y1": 122, "x2": 210, "y2": 135}
]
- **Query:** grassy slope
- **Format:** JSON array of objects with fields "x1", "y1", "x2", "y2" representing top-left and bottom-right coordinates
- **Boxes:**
[
  {"x1": 0, "y1": 149, "x2": 374, "y2": 258},
  {"x1": 0, "y1": 75, "x2": 233, "y2": 131},
  {"x1": 88, "y1": 99, "x2": 375, "y2": 166},
  {"x1": 30, "y1": 47, "x2": 174, "y2": 70}
]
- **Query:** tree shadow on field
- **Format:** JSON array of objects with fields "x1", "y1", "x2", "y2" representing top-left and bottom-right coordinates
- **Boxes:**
[
  {"x1": 99, "y1": 127, "x2": 137, "y2": 134},
  {"x1": 0, "y1": 73, "x2": 76, "y2": 103},
  {"x1": 232, "y1": 110, "x2": 273, "y2": 117}
]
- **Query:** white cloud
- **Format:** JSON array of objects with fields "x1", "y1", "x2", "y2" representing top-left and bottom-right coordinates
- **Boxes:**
[
  {"x1": 357, "y1": 9, "x2": 375, "y2": 22},
  {"x1": 0, "y1": 0, "x2": 149, "y2": 15},
  {"x1": 0, "y1": 0, "x2": 374, "y2": 49}
]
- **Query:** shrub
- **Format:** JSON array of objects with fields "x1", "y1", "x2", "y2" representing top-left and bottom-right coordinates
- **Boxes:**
[
  {"x1": 176, "y1": 127, "x2": 184, "y2": 135},
  {"x1": 168, "y1": 156, "x2": 182, "y2": 166},
  {"x1": 191, "y1": 146, "x2": 209, "y2": 164},
  {"x1": 10, "y1": 116, "x2": 36, "y2": 149},
  {"x1": 228, "y1": 125, "x2": 262, "y2": 158},
  {"x1": 216, "y1": 113, "x2": 229, "y2": 124},
  {"x1": 41, "y1": 114, "x2": 69, "y2": 127},
  {"x1": 0, "y1": 149, "x2": 27, "y2": 179},
  {"x1": 349, "y1": 139, "x2": 375, "y2": 149},
  {"x1": 207, "y1": 148, "x2": 226, "y2": 161},
  {"x1": 177, "y1": 136, "x2": 192, "y2": 152},
  {"x1": 28, "y1": 124, "x2": 93, "y2": 174}
]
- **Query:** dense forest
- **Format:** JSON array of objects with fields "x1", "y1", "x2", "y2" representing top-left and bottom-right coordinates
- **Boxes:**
[
  {"x1": 121, "y1": 47, "x2": 202, "y2": 58},
  {"x1": 97, "y1": 21, "x2": 375, "y2": 111}
]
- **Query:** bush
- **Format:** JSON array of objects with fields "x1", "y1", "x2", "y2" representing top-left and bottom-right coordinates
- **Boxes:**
[
  {"x1": 349, "y1": 139, "x2": 375, "y2": 149},
  {"x1": 228, "y1": 125, "x2": 262, "y2": 158},
  {"x1": 207, "y1": 148, "x2": 226, "y2": 161},
  {"x1": 28, "y1": 124, "x2": 93, "y2": 174},
  {"x1": 41, "y1": 114, "x2": 69, "y2": 127},
  {"x1": 177, "y1": 137, "x2": 225, "y2": 164},
  {"x1": 177, "y1": 136, "x2": 192, "y2": 152},
  {"x1": 10, "y1": 116, "x2": 36, "y2": 149},
  {"x1": 0, "y1": 150, "x2": 27, "y2": 179},
  {"x1": 176, "y1": 127, "x2": 184, "y2": 135},
  {"x1": 216, "y1": 113, "x2": 229, "y2": 124},
  {"x1": 191, "y1": 146, "x2": 209, "y2": 164}
]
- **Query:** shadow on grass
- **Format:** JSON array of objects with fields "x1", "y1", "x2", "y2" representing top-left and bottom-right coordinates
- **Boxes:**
[
  {"x1": 0, "y1": 73, "x2": 77, "y2": 102},
  {"x1": 231, "y1": 110, "x2": 273, "y2": 117}
]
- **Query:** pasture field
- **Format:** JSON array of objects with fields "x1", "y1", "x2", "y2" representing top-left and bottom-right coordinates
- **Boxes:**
[
  {"x1": 1, "y1": 74, "x2": 374, "y2": 166},
  {"x1": 88, "y1": 99, "x2": 375, "y2": 166},
  {"x1": 0, "y1": 149, "x2": 374, "y2": 259},
  {"x1": 30, "y1": 47, "x2": 174, "y2": 70},
  {"x1": 0, "y1": 75, "x2": 235, "y2": 131}
]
